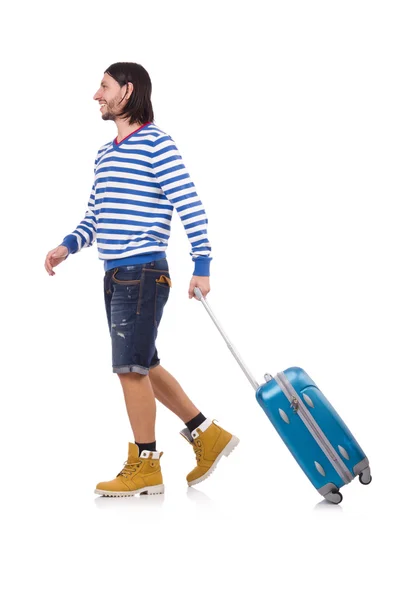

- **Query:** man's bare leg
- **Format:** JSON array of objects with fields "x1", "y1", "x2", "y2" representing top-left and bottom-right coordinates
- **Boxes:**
[
  {"x1": 149, "y1": 364, "x2": 200, "y2": 422},
  {"x1": 117, "y1": 365, "x2": 201, "y2": 442},
  {"x1": 148, "y1": 364, "x2": 239, "y2": 487},
  {"x1": 117, "y1": 372, "x2": 157, "y2": 442}
]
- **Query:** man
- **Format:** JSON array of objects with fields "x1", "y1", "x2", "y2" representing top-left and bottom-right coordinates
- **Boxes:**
[{"x1": 44, "y1": 62, "x2": 239, "y2": 497}]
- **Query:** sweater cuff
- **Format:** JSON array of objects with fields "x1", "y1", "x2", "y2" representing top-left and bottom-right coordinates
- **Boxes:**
[
  {"x1": 193, "y1": 257, "x2": 212, "y2": 277},
  {"x1": 61, "y1": 235, "x2": 78, "y2": 257}
]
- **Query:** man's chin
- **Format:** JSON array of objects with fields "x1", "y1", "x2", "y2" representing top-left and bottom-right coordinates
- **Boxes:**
[{"x1": 101, "y1": 113, "x2": 115, "y2": 122}]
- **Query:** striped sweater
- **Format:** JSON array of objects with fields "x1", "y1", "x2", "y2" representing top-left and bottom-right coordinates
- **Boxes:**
[{"x1": 61, "y1": 122, "x2": 212, "y2": 276}]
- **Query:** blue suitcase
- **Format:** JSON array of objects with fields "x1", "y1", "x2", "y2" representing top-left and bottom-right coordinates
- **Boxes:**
[{"x1": 194, "y1": 288, "x2": 372, "y2": 504}]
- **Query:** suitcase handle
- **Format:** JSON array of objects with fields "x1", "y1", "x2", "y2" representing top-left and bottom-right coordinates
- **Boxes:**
[{"x1": 193, "y1": 287, "x2": 260, "y2": 391}]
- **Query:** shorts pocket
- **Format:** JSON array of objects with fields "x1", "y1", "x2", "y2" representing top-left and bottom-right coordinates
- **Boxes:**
[
  {"x1": 111, "y1": 279, "x2": 141, "y2": 325},
  {"x1": 154, "y1": 274, "x2": 172, "y2": 326},
  {"x1": 156, "y1": 274, "x2": 172, "y2": 287},
  {"x1": 111, "y1": 266, "x2": 142, "y2": 285}
]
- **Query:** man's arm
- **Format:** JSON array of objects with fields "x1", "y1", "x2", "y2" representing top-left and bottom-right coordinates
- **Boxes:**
[
  {"x1": 151, "y1": 134, "x2": 212, "y2": 277},
  {"x1": 60, "y1": 156, "x2": 98, "y2": 257}
]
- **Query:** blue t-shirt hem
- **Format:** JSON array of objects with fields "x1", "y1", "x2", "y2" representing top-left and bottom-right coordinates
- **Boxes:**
[{"x1": 103, "y1": 251, "x2": 167, "y2": 272}]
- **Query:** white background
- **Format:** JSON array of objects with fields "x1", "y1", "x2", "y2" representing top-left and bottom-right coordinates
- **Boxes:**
[{"x1": 2, "y1": 0, "x2": 396, "y2": 598}]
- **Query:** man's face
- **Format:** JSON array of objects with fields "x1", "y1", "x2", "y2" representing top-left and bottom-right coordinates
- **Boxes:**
[{"x1": 93, "y1": 73, "x2": 130, "y2": 121}]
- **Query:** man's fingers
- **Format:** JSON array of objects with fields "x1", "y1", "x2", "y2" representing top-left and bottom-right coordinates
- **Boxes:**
[
  {"x1": 189, "y1": 280, "x2": 210, "y2": 300},
  {"x1": 45, "y1": 257, "x2": 51, "y2": 274},
  {"x1": 189, "y1": 288, "x2": 210, "y2": 300},
  {"x1": 45, "y1": 251, "x2": 56, "y2": 275}
]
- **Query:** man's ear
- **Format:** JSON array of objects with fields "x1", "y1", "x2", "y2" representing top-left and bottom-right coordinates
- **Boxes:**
[{"x1": 127, "y1": 82, "x2": 134, "y2": 100}]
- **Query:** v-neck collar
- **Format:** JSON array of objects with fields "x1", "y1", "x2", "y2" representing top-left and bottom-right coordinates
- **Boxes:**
[{"x1": 113, "y1": 122, "x2": 152, "y2": 148}]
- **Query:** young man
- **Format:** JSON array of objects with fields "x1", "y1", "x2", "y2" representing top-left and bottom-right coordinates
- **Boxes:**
[{"x1": 44, "y1": 62, "x2": 239, "y2": 497}]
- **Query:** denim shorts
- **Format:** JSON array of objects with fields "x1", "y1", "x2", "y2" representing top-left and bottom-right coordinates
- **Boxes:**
[{"x1": 103, "y1": 258, "x2": 171, "y2": 375}]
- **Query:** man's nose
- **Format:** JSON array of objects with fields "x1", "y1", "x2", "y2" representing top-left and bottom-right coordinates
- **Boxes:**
[{"x1": 93, "y1": 90, "x2": 101, "y2": 101}]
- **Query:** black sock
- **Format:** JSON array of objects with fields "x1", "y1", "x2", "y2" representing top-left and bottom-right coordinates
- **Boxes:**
[
  {"x1": 136, "y1": 441, "x2": 156, "y2": 455},
  {"x1": 185, "y1": 412, "x2": 206, "y2": 433}
]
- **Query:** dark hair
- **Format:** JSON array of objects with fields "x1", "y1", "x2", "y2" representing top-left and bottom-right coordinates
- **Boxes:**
[{"x1": 105, "y1": 62, "x2": 154, "y2": 125}]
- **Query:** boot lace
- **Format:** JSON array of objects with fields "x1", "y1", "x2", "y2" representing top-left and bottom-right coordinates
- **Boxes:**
[
  {"x1": 117, "y1": 459, "x2": 142, "y2": 478},
  {"x1": 193, "y1": 439, "x2": 203, "y2": 463}
]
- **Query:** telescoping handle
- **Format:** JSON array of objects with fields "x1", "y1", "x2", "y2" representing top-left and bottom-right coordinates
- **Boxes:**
[{"x1": 193, "y1": 287, "x2": 260, "y2": 391}]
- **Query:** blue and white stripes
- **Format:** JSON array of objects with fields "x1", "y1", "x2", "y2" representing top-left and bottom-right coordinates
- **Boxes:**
[{"x1": 61, "y1": 122, "x2": 212, "y2": 276}]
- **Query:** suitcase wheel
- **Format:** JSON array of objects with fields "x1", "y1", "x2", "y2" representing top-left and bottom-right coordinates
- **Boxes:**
[
  {"x1": 359, "y1": 467, "x2": 372, "y2": 485},
  {"x1": 324, "y1": 489, "x2": 343, "y2": 505}
]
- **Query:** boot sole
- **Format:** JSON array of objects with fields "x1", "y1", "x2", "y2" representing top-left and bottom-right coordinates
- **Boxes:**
[
  {"x1": 94, "y1": 484, "x2": 165, "y2": 497},
  {"x1": 187, "y1": 435, "x2": 240, "y2": 487}
]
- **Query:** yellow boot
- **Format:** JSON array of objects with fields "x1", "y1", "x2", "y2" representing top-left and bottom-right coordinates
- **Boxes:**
[
  {"x1": 95, "y1": 443, "x2": 164, "y2": 497},
  {"x1": 180, "y1": 418, "x2": 239, "y2": 486}
]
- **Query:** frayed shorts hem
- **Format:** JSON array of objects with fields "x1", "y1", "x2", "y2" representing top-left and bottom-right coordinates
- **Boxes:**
[{"x1": 113, "y1": 360, "x2": 160, "y2": 375}]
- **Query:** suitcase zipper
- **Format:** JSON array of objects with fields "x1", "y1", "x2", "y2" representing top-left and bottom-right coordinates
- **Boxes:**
[{"x1": 275, "y1": 372, "x2": 353, "y2": 485}]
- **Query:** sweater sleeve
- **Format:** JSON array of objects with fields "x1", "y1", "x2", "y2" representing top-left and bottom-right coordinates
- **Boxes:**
[
  {"x1": 151, "y1": 134, "x2": 212, "y2": 277},
  {"x1": 60, "y1": 155, "x2": 98, "y2": 257}
]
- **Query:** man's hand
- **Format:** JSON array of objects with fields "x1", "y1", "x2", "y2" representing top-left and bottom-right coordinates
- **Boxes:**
[
  {"x1": 44, "y1": 245, "x2": 69, "y2": 276},
  {"x1": 189, "y1": 276, "x2": 210, "y2": 300}
]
